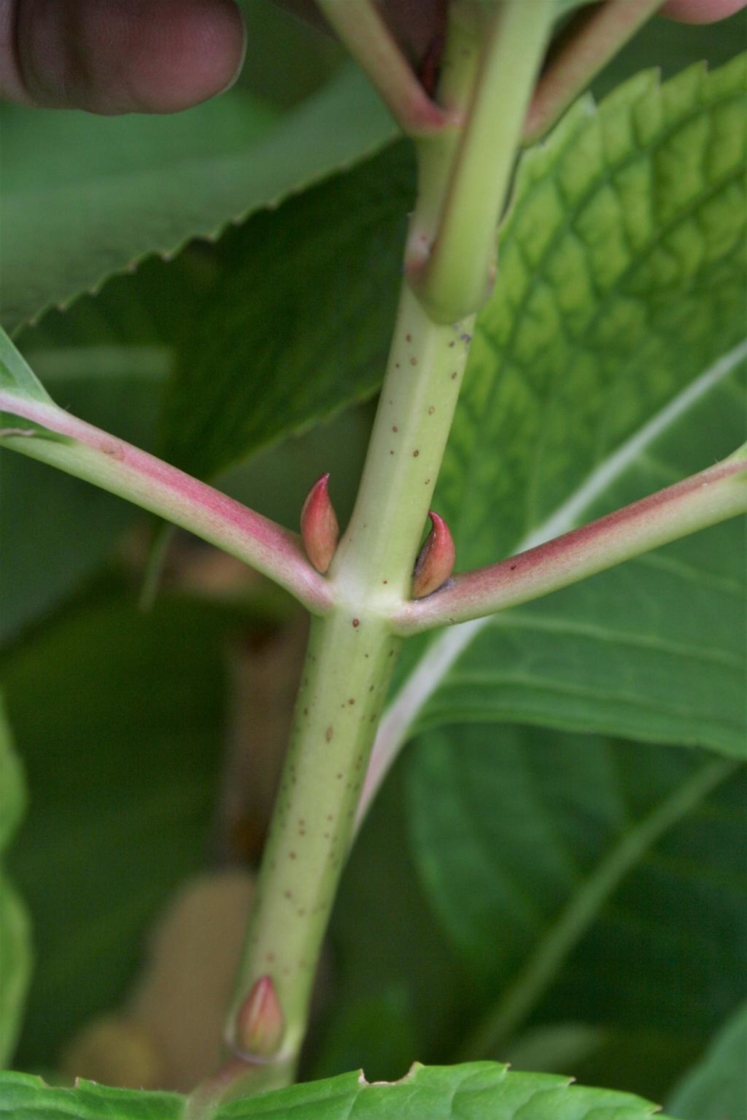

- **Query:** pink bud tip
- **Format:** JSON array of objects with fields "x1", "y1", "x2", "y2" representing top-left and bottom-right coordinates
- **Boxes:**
[
  {"x1": 412, "y1": 511, "x2": 455, "y2": 599},
  {"x1": 236, "y1": 975, "x2": 284, "y2": 1058},
  {"x1": 300, "y1": 473, "x2": 340, "y2": 574}
]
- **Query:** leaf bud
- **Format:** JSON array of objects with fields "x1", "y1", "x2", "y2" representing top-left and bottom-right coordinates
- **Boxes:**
[
  {"x1": 301, "y1": 473, "x2": 340, "y2": 574},
  {"x1": 235, "y1": 975, "x2": 284, "y2": 1058},
  {"x1": 412, "y1": 511, "x2": 455, "y2": 598}
]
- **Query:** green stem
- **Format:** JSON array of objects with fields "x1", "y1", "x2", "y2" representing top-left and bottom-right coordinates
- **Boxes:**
[
  {"x1": 414, "y1": 0, "x2": 555, "y2": 323},
  {"x1": 394, "y1": 451, "x2": 747, "y2": 634},
  {"x1": 523, "y1": 0, "x2": 665, "y2": 147},
  {"x1": 329, "y1": 285, "x2": 474, "y2": 603},
  {"x1": 225, "y1": 611, "x2": 401, "y2": 1084},
  {"x1": 0, "y1": 394, "x2": 332, "y2": 614},
  {"x1": 315, "y1": 0, "x2": 448, "y2": 135},
  {"x1": 458, "y1": 756, "x2": 738, "y2": 1061},
  {"x1": 220, "y1": 3, "x2": 556, "y2": 1093}
]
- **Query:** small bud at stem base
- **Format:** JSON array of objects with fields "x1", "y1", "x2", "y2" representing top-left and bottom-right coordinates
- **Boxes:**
[
  {"x1": 412, "y1": 511, "x2": 455, "y2": 598},
  {"x1": 235, "y1": 975, "x2": 284, "y2": 1058},
  {"x1": 301, "y1": 474, "x2": 340, "y2": 574}
]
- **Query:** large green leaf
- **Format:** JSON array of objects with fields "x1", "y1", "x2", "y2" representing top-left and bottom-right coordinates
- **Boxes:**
[
  {"x1": 0, "y1": 1062, "x2": 674, "y2": 1119},
  {"x1": 0, "y1": 67, "x2": 396, "y2": 330},
  {"x1": 0, "y1": 699, "x2": 31, "y2": 1068},
  {"x1": 382, "y1": 57, "x2": 747, "y2": 763},
  {"x1": 158, "y1": 140, "x2": 414, "y2": 479},
  {"x1": 408, "y1": 726, "x2": 746, "y2": 1050},
  {"x1": 1, "y1": 596, "x2": 239, "y2": 1069},
  {"x1": 666, "y1": 1001, "x2": 747, "y2": 1119}
]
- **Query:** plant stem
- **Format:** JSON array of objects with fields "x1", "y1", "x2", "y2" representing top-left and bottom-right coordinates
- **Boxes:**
[
  {"x1": 393, "y1": 450, "x2": 747, "y2": 633},
  {"x1": 220, "y1": 2, "x2": 559, "y2": 1092},
  {"x1": 523, "y1": 0, "x2": 665, "y2": 147},
  {"x1": 224, "y1": 611, "x2": 401, "y2": 1085},
  {"x1": 414, "y1": 0, "x2": 555, "y2": 323},
  {"x1": 457, "y1": 756, "x2": 738, "y2": 1061},
  {"x1": 315, "y1": 0, "x2": 448, "y2": 135},
  {"x1": 0, "y1": 393, "x2": 331, "y2": 614},
  {"x1": 329, "y1": 285, "x2": 474, "y2": 604}
]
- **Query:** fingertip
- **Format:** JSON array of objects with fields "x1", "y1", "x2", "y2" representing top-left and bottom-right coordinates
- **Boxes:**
[
  {"x1": 660, "y1": 0, "x2": 747, "y2": 24},
  {"x1": 16, "y1": 0, "x2": 247, "y2": 114},
  {"x1": 125, "y1": 0, "x2": 248, "y2": 114}
]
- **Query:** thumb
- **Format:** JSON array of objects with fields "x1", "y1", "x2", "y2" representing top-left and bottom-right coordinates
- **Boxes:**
[{"x1": 0, "y1": 0, "x2": 246, "y2": 114}]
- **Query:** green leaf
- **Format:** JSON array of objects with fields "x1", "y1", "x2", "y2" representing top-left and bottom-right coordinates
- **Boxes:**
[
  {"x1": 554, "y1": 0, "x2": 599, "y2": 15},
  {"x1": 159, "y1": 140, "x2": 414, "y2": 479},
  {"x1": 386, "y1": 57, "x2": 747, "y2": 761},
  {"x1": 0, "y1": 67, "x2": 396, "y2": 331},
  {"x1": 0, "y1": 699, "x2": 31, "y2": 1068},
  {"x1": 2, "y1": 596, "x2": 239, "y2": 1068},
  {"x1": 667, "y1": 1002, "x2": 747, "y2": 1119},
  {"x1": 0, "y1": 1072, "x2": 182, "y2": 1119},
  {"x1": 0, "y1": 326, "x2": 52, "y2": 404},
  {"x1": 0, "y1": 1063, "x2": 674, "y2": 1119},
  {"x1": 591, "y1": 8, "x2": 747, "y2": 99},
  {"x1": 407, "y1": 726, "x2": 746, "y2": 1049}
]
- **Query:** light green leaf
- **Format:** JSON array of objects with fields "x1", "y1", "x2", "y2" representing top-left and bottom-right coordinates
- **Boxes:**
[
  {"x1": 0, "y1": 699, "x2": 31, "y2": 1068},
  {"x1": 667, "y1": 1002, "x2": 747, "y2": 1119},
  {"x1": 158, "y1": 140, "x2": 413, "y2": 479},
  {"x1": 554, "y1": 0, "x2": 599, "y2": 15},
  {"x1": 0, "y1": 326, "x2": 52, "y2": 404},
  {"x1": 384, "y1": 57, "x2": 747, "y2": 762},
  {"x1": 0, "y1": 67, "x2": 396, "y2": 330},
  {"x1": 0, "y1": 1062, "x2": 674, "y2": 1119},
  {"x1": 408, "y1": 726, "x2": 746, "y2": 1050},
  {"x1": 2, "y1": 596, "x2": 240, "y2": 1068}
]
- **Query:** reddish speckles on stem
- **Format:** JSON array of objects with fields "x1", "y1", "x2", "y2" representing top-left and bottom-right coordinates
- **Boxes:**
[
  {"x1": 235, "y1": 975, "x2": 284, "y2": 1058},
  {"x1": 301, "y1": 473, "x2": 339, "y2": 574},
  {"x1": 412, "y1": 511, "x2": 456, "y2": 599}
]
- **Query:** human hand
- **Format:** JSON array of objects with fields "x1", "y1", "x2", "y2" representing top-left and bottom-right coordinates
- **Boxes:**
[
  {"x1": 1, "y1": 0, "x2": 745, "y2": 115},
  {"x1": 0, "y1": 0, "x2": 246, "y2": 113}
]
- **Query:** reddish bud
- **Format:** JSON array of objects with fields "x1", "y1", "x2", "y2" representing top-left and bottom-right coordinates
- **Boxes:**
[
  {"x1": 300, "y1": 474, "x2": 339, "y2": 574},
  {"x1": 235, "y1": 975, "x2": 284, "y2": 1058},
  {"x1": 412, "y1": 511, "x2": 455, "y2": 599}
]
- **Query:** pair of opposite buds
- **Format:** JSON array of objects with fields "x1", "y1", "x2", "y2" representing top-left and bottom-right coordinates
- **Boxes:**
[{"x1": 300, "y1": 474, "x2": 455, "y2": 599}]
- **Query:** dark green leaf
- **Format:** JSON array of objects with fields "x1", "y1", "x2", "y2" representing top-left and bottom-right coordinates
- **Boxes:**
[
  {"x1": 159, "y1": 141, "x2": 414, "y2": 479},
  {"x1": 0, "y1": 346, "x2": 168, "y2": 645},
  {"x1": 408, "y1": 726, "x2": 746, "y2": 1049},
  {"x1": 667, "y1": 1001, "x2": 747, "y2": 1119},
  {"x1": 1, "y1": 67, "x2": 396, "y2": 330},
  {"x1": 0, "y1": 699, "x2": 31, "y2": 1068},
  {"x1": 2, "y1": 597, "x2": 237, "y2": 1068}
]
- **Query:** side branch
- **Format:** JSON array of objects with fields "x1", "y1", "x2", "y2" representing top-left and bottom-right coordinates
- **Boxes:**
[
  {"x1": 0, "y1": 393, "x2": 333, "y2": 614},
  {"x1": 393, "y1": 452, "x2": 747, "y2": 634},
  {"x1": 523, "y1": 0, "x2": 665, "y2": 147},
  {"x1": 315, "y1": 0, "x2": 449, "y2": 136}
]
